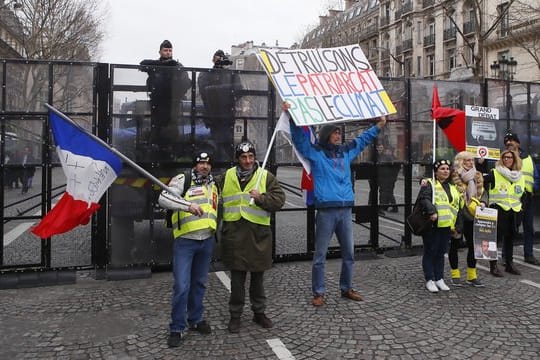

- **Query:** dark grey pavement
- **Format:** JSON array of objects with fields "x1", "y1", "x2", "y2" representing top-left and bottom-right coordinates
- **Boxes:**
[{"x1": 1, "y1": 249, "x2": 539, "y2": 360}]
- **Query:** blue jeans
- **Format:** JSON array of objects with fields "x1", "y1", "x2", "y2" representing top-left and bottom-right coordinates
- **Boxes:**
[
  {"x1": 422, "y1": 227, "x2": 450, "y2": 281},
  {"x1": 169, "y1": 236, "x2": 214, "y2": 333},
  {"x1": 312, "y1": 207, "x2": 354, "y2": 295}
]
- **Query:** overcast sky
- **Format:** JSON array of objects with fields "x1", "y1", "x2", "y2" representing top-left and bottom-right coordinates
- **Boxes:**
[{"x1": 100, "y1": 0, "x2": 333, "y2": 68}]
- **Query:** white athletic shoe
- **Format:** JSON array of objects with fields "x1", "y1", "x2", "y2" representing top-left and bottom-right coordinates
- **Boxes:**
[
  {"x1": 426, "y1": 280, "x2": 439, "y2": 293},
  {"x1": 435, "y1": 279, "x2": 450, "y2": 291}
]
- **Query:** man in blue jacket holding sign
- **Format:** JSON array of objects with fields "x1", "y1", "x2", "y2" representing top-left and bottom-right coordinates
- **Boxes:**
[{"x1": 283, "y1": 102, "x2": 386, "y2": 306}]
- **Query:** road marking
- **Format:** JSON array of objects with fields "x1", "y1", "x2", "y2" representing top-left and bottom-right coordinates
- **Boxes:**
[
  {"x1": 512, "y1": 256, "x2": 540, "y2": 270},
  {"x1": 266, "y1": 338, "x2": 295, "y2": 360},
  {"x1": 3, "y1": 207, "x2": 44, "y2": 246},
  {"x1": 215, "y1": 273, "x2": 295, "y2": 359},
  {"x1": 520, "y1": 279, "x2": 540, "y2": 289},
  {"x1": 477, "y1": 264, "x2": 489, "y2": 272},
  {"x1": 215, "y1": 271, "x2": 231, "y2": 292}
]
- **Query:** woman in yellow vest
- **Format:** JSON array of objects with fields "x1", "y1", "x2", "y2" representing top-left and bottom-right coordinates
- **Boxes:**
[
  {"x1": 448, "y1": 151, "x2": 485, "y2": 287},
  {"x1": 415, "y1": 159, "x2": 462, "y2": 293},
  {"x1": 484, "y1": 149, "x2": 525, "y2": 276}
]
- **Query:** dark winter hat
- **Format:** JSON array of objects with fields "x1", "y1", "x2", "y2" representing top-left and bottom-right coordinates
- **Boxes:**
[
  {"x1": 504, "y1": 132, "x2": 520, "y2": 145},
  {"x1": 193, "y1": 152, "x2": 211, "y2": 166},
  {"x1": 235, "y1": 141, "x2": 256, "y2": 158},
  {"x1": 214, "y1": 49, "x2": 225, "y2": 57},
  {"x1": 160, "y1": 40, "x2": 173, "y2": 49},
  {"x1": 433, "y1": 159, "x2": 451, "y2": 171},
  {"x1": 318, "y1": 124, "x2": 340, "y2": 144}
]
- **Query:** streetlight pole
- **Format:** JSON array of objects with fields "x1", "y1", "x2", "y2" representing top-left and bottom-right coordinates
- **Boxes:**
[{"x1": 490, "y1": 55, "x2": 517, "y2": 124}]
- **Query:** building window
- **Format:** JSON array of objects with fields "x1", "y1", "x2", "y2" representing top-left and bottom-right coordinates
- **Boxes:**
[
  {"x1": 417, "y1": 55, "x2": 422, "y2": 77},
  {"x1": 417, "y1": 21, "x2": 422, "y2": 44},
  {"x1": 498, "y1": 3, "x2": 510, "y2": 37},
  {"x1": 427, "y1": 54, "x2": 434, "y2": 76},
  {"x1": 447, "y1": 48, "x2": 456, "y2": 70}
]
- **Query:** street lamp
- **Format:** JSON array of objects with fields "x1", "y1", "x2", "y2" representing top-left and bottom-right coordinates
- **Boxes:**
[{"x1": 490, "y1": 55, "x2": 517, "y2": 121}]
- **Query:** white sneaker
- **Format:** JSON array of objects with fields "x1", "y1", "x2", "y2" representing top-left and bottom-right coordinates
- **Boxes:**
[
  {"x1": 435, "y1": 279, "x2": 450, "y2": 291},
  {"x1": 426, "y1": 280, "x2": 439, "y2": 293}
]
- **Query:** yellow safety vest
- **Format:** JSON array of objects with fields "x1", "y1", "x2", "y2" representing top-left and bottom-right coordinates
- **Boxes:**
[
  {"x1": 429, "y1": 179, "x2": 461, "y2": 228},
  {"x1": 222, "y1": 167, "x2": 270, "y2": 226},
  {"x1": 521, "y1": 155, "x2": 534, "y2": 193},
  {"x1": 489, "y1": 170, "x2": 525, "y2": 212},
  {"x1": 172, "y1": 181, "x2": 219, "y2": 238}
]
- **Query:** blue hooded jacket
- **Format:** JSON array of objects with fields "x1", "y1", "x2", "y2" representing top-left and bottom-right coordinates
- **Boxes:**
[{"x1": 290, "y1": 118, "x2": 380, "y2": 208}]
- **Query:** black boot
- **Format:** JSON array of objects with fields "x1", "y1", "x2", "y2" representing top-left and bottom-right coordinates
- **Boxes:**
[
  {"x1": 505, "y1": 262, "x2": 521, "y2": 275},
  {"x1": 490, "y1": 260, "x2": 504, "y2": 277}
]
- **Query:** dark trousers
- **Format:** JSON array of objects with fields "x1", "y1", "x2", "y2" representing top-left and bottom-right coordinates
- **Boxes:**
[
  {"x1": 494, "y1": 206, "x2": 517, "y2": 264},
  {"x1": 422, "y1": 227, "x2": 450, "y2": 281},
  {"x1": 521, "y1": 192, "x2": 535, "y2": 258},
  {"x1": 448, "y1": 219, "x2": 476, "y2": 269},
  {"x1": 229, "y1": 270, "x2": 266, "y2": 318}
]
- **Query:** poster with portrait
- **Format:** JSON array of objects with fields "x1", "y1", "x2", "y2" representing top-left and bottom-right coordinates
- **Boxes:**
[{"x1": 473, "y1": 206, "x2": 498, "y2": 260}]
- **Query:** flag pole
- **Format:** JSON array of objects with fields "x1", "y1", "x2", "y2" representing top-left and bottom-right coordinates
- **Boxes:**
[
  {"x1": 45, "y1": 104, "x2": 172, "y2": 194},
  {"x1": 249, "y1": 122, "x2": 280, "y2": 205}
]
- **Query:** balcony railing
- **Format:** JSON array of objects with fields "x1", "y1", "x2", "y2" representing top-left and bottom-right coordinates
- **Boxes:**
[
  {"x1": 402, "y1": 2, "x2": 413, "y2": 14},
  {"x1": 463, "y1": 21, "x2": 475, "y2": 34},
  {"x1": 403, "y1": 39, "x2": 413, "y2": 51},
  {"x1": 443, "y1": 27, "x2": 457, "y2": 41},
  {"x1": 423, "y1": 0, "x2": 434, "y2": 8},
  {"x1": 424, "y1": 34, "x2": 435, "y2": 46}
]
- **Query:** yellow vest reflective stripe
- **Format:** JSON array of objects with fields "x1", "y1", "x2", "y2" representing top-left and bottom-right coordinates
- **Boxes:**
[
  {"x1": 172, "y1": 182, "x2": 219, "y2": 238},
  {"x1": 489, "y1": 170, "x2": 525, "y2": 212},
  {"x1": 429, "y1": 180, "x2": 461, "y2": 228},
  {"x1": 222, "y1": 167, "x2": 270, "y2": 226},
  {"x1": 521, "y1": 156, "x2": 534, "y2": 193}
]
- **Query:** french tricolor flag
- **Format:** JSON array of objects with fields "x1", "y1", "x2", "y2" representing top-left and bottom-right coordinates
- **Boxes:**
[
  {"x1": 275, "y1": 112, "x2": 315, "y2": 205},
  {"x1": 32, "y1": 109, "x2": 123, "y2": 238}
]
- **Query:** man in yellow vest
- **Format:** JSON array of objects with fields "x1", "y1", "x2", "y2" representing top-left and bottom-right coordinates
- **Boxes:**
[
  {"x1": 158, "y1": 152, "x2": 218, "y2": 348},
  {"x1": 220, "y1": 141, "x2": 285, "y2": 333},
  {"x1": 504, "y1": 132, "x2": 540, "y2": 265}
]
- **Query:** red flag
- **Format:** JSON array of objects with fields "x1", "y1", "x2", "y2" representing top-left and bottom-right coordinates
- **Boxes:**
[{"x1": 431, "y1": 85, "x2": 466, "y2": 152}]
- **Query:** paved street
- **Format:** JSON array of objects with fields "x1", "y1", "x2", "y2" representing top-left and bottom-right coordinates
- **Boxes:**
[{"x1": 1, "y1": 247, "x2": 539, "y2": 360}]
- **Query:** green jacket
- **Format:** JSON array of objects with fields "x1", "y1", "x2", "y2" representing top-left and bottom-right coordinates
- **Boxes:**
[{"x1": 218, "y1": 166, "x2": 285, "y2": 271}]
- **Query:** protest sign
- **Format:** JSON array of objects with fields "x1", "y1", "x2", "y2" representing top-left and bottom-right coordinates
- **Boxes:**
[
  {"x1": 465, "y1": 105, "x2": 501, "y2": 160},
  {"x1": 257, "y1": 45, "x2": 396, "y2": 126},
  {"x1": 473, "y1": 206, "x2": 498, "y2": 260}
]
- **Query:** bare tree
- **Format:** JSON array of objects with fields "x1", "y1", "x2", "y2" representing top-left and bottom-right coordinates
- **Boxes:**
[
  {"x1": 16, "y1": 0, "x2": 107, "y2": 60},
  {"x1": 11, "y1": 0, "x2": 108, "y2": 112},
  {"x1": 506, "y1": 0, "x2": 540, "y2": 72}
]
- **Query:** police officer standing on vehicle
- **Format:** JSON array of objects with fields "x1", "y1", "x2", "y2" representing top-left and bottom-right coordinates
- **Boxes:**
[
  {"x1": 158, "y1": 152, "x2": 218, "y2": 348},
  {"x1": 197, "y1": 50, "x2": 242, "y2": 162},
  {"x1": 140, "y1": 40, "x2": 191, "y2": 160}
]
